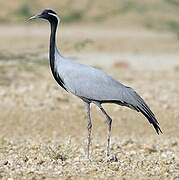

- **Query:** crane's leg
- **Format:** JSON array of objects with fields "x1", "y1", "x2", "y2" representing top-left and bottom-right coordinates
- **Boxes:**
[
  {"x1": 96, "y1": 103, "x2": 112, "y2": 156},
  {"x1": 84, "y1": 102, "x2": 92, "y2": 159}
]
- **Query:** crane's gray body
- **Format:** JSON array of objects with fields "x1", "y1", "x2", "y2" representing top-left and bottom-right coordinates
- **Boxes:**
[{"x1": 54, "y1": 49, "x2": 153, "y2": 114}]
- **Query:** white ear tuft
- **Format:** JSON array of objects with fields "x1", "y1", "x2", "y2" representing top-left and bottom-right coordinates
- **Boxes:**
[{"x1": 48, "y1": 12, "x2": 60, "y2": 22}]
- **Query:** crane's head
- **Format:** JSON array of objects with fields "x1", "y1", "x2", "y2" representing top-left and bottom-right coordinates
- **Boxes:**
[{"x1": 28, "y1": 9, "x2": 59, "y2": 24}]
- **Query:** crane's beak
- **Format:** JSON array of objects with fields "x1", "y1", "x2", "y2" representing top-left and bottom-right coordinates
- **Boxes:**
[{"x1": 27, "y1": 14, "x2": 41, "y2": 21}]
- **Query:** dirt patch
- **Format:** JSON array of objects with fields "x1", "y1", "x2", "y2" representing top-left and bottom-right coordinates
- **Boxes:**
[{"x1": 0, "y1": 137, "x2": 178, "y2": 179}]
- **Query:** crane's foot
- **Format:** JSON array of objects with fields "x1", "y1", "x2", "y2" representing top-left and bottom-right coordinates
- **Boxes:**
[
  {"x1": 105, "y1": 154, "x2": 118, "y2": 162},
  {"x1": 106, "y1": 144, "x2": 110, "y2": 157},
  {"x1": 85, "y1": 156, "x2": 92, "y2": 162}
]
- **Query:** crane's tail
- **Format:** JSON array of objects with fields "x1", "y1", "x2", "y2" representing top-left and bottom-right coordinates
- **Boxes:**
[
  {"x1": 137, "y1": 105, "x2": 162, "y2": 134},
  {"x1": 124, "y1": 87, "x2": 163, "y2": 134}
]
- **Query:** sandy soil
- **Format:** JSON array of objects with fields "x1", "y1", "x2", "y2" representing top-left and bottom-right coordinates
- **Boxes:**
[{"x1": 0, "y1": 24, "x2": 179, "y2": 179}]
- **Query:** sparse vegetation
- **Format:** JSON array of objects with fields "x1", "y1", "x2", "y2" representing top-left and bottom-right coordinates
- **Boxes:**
[
  {"x1": 63, "y1": 11, "x2": 83, "y2": 23},
  {"x1": 13, "y1": 2, "x2": 32, "y2": 21},
  {"x1": 166, "y1": 20, "x2": 179, "y2": 39},
  {"x1": 73, "y1": 39, "x2": 93, "y2": 51}
]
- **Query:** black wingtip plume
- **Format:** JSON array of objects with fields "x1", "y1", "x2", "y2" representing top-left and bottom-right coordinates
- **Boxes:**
[
  {"x1": 140, "y1": 109, "x2": 163, "y2": 135},
  {"x1": 124, "y1": 87, "x2": 163, "y2": 135},
  {"x1": 152, "y1": 121, "x2": 163, "y2": 135}
]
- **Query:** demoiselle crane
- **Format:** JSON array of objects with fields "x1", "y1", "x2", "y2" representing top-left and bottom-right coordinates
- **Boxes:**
[{"x1": 29, "y1": 9, "x2": 162, "y2": 158}]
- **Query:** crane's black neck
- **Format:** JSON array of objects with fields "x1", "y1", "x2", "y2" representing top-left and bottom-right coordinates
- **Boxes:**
[
  {"x1": 49, "y1": 20, "x2": 66, "y2": 90},
  {"x1": 49, "y1": 21, "x2": 57, "y2": 69}
]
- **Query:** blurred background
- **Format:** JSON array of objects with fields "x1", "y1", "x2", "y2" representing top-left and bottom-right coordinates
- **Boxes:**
[{"x1": 0, "y1": 0, "x2": 179, "y2": 179}]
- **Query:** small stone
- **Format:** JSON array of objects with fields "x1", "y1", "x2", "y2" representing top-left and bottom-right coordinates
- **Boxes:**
[
  {"x1": 3, "y1": 161, "x2": 8, "y2": 165},
  {"x1": 24, "y1": 156, "x2": 29, "y2": 162}
]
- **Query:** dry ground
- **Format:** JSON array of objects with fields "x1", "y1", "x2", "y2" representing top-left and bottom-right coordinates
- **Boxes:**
[{"x1": 0, "y1": 24, "x2": 179, "y2": 179}]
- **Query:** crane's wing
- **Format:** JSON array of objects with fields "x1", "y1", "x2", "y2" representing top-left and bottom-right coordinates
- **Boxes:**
[
  {"x1": 57, "y1": 60, "x2": 128, "y2": 100},
  {"x1": 56, "y1": 59, "x2": 162, "y2": 134}
]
